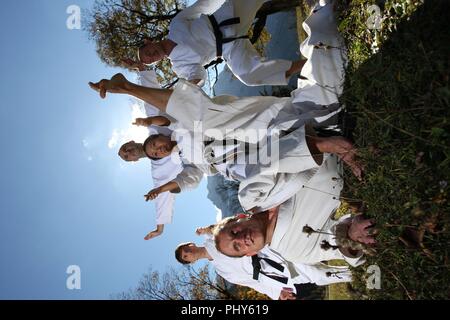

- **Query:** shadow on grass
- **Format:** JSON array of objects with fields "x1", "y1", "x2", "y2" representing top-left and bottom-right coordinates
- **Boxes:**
[{"x1": 338, "y1": 0, "x2": 450, "y2": 299}]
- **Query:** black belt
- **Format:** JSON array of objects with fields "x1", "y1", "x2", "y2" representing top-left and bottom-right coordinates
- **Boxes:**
[
  {"x1": 204, "y1": 139, "x2": 258, "y2": 166},
  {"x1": 204, "y1": 138, "x2": 239, "y2": 165},
  {"x1": 207, "y1": 15, "x2": 249, "y2": 58},
  {"x1": 251, "y1": 255, "x2": 288, "y2": 285}
]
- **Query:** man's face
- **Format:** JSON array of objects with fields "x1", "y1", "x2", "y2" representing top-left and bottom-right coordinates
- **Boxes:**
[
  {"x1": 144, "y1": 135, "x2": 174, "y2": 159},
  {"x1": 181, "y1": 243, "x2": 198, "y2": 263},
  {"x1": 118, "y1": 141, "x2": 141, "y2": 162},
  {"x1": 216, "y1": 216, "x2": 266, "y2": 257},
  {"x1": 138, "y1": 41, "x2": 165, "y2": 64}
]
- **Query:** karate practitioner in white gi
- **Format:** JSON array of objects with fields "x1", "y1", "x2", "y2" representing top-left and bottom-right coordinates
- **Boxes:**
[
  {"x1": 175, "y1": 237, "x2": 352, "y2": 300},
  {"x1": 136, "y1": 0, "x2": 305, "y2": 86},
  {"x1": 115, "y1": 65, "x2": 183, "y2": 240}
]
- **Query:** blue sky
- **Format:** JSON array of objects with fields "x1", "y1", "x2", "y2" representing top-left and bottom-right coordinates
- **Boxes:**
[{"x1": 0, "y1": 0, "x2": 217, "y2": 299}]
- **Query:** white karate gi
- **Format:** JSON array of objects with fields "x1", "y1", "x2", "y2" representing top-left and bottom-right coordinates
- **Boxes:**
[
  {"x1": 138, "y1": 70, "x2": 177, "y2": 125},
  {"x1": 257, "y1": 246, "x2": 352, "y2": 288},
  {"x1": 265, "y1": 154, "x2": 365, "y2": 267},
  {"x1": 204, "y1": 238, "x2": 352, "y2": 300},
  {"x1": 167, "y1": 79, "x2": 293, "y2": 143},
  {"x1": 294, "y1": 0, "x2": 347, "y2": 107},
  {"x1": 169, "y1": 118, "x2": 320, "y2": 201},
  {"x1": 168, "y1": 0, "x2": 292, "y2": 86},
  {"x1": 138, "y1": 70, "x2": 183, "y2": 224},
  {"x1": 149, "y1": 153, "x2": 183, "y2": 224}
]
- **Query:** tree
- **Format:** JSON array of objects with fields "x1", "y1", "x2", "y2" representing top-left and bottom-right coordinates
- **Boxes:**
[
  {"x1": 236, "y1": 286, "x2": 270, "y2": 300},
  {"x1": 113, "y1": 265, "x2": 239, "y2": 300},
  {"x1": 85, "y1": 0, "x2": 183, "y2": 85},
  {"x1": 85, "y1": 0, "x2": 300, "y2": 85},
  {"x1": 113, "y1": 264, "x2": 276, "y2": 300}
]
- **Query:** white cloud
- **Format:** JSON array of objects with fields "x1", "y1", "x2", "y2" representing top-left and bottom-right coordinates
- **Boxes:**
[
  {"x1": 108, "y1": 129, "x2": 120, "y2": 149},
  {"x1": 87, "y1": 156, "x2": 93, "y2": 161},
  {"x1": 82, "y1": 139, "x2": 89, "y2": 148}
]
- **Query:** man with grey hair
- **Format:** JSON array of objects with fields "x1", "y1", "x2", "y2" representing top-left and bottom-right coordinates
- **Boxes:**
[
  {"x1": 213, "y1": 154, "x2": 375, "y2": 266},
  {"x1": 137, "y1": 0, "x2": 305, "y2": 86}
]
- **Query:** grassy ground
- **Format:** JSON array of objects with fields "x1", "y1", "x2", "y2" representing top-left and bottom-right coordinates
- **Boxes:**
[
  {"x1": 334, "y1": 0, "x2": 450, "y2": 299},
  {"x1": 295, "y1": 0, "x2": 449, "y2": 300}
]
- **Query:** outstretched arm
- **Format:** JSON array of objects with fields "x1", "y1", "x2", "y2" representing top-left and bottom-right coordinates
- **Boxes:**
[
  {"x1": 133, "y1": 116, "x2": 171, "y2": 127},
  {"x1": 145, "y1": 164, "x2": 204, "y2": 202},
  {"x1": 144, "y1": 224, "x2": 164, "y2": 240},
  {"x1": 89, "y1": 73, "x2": 172, "y2": 113},
  {"x1": 144, "y1": 181, "x2": 181, "y2": 202}
]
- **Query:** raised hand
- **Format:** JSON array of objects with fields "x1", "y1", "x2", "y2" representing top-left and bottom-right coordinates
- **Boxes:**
[
  {"x1": 133, "y1": 117, "x2": 152, "y2": 127},
  {"x1": 144, "y1": 230, "x2": 162, "y2": 240},
  {"x1": 88, "y1": 73, "x2": 129, "y2": 99},
  {"x1": 144, "y1": 187, "x2": 163, "y2": 201}
]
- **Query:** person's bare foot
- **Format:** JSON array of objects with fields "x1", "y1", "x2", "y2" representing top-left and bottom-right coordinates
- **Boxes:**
[
  {"x1": 88, "y1": 73, "x2": 129, "y2": 99},
  {"x1": 323, "y1": 136, "x2": 364, "y2": 181}
]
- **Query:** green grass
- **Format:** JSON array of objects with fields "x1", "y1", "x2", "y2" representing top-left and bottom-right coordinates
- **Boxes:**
[{"x1": 335, "y1": 0, "x2": 450, "y2": 299}]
